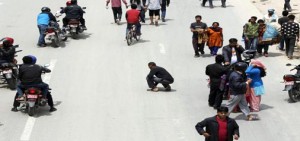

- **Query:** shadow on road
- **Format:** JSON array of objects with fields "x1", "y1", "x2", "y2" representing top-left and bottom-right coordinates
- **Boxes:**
[{"x1": 260, "y1": 104, "x2": 274, "y2": 111}]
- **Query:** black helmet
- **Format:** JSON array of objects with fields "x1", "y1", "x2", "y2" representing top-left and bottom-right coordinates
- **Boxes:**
[
  {"x1": 41, "y1": 7, "x2": 51, "y2": 12},
  {"x1": 234, "y1": 62, "x2": 248, "y2": 72}
]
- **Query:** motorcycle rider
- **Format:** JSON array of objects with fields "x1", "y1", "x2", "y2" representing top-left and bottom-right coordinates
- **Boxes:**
[
  {"x1": 0, "y1": 37, "x2": 16, "y2": 65},
  {"x1": 37, "y1": 7, "x2": 57, "y2": 47},
  {"x1": 16, "y1": 56, "x2": 51, "y2": 101},
  {"x1": 62, "y1": 0, "x2": 87, "y2": 30},
  {"x1": 126, "y1": 4, "x2": 144, "y2": 36}
]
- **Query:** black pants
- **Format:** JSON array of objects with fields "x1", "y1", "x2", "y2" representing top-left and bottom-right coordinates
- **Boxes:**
[
  {"x1": 221, "y1": 0, "x2": 226, "y2": 7},
  {"x1": 112, "y1": 7, "x2": 122, "y2": 22},
  {"x1": 13, "y1": 92, "x2": 54, "y2": 107},
  {"x1": 209, "y1": 82, "x2": 223, "y2": 107},
  {"x1": 284, "y1": 0, "x2": 292, "y2": 11},
  {"x1": 192, "y1": 38, "x2": 205, "y2": 55},
  {"x1": 257, "y1": 44, "x2": 269, "y2": 54},
  {"x1": 202, "y1": 0, "x2": 213, "y2": 6},
  {"x1": 147, "y1": 77, "x2": 173, "y2": 89},
  {"x1": 284, "y1": 36, "x2": 296, "y2": 57},
  {"x1": 63, "y1": 17, "x2": 85, "y2": 27}
]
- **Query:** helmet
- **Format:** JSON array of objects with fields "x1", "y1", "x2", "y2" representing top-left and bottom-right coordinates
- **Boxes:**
[
  {"x1": 71, "y1": 0, "x2": 77, "y2": 4},
  {"x1": 1, "y1": 37, "x2": 14, "y2": 47},
  {"x1": 41, "y1": 7, "x2": 51, "y2": 12},
  {"x1": 28, "y1": 55, "x2": 37, "y2": 64},
  {"x1": 234, "y1": 62, "x2": 248, "y2": 72},
  {"x1": 66, "y1": 1, "x2": 72, "y2": 6}
]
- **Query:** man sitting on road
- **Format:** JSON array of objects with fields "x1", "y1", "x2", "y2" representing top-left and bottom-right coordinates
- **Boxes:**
[
  {"x1": 146, "y1": 62, "x2": 174, "y2": 92},
  {"x1": 62, "y1": 0, "x2": 87, "y2": 30},
  {"x1": 126, "y1": 4, "x2": 143, "y2": 36}
]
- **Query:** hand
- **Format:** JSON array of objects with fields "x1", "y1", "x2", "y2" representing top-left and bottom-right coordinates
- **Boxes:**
[
  {"x1": 106, "y1": 6, "x2": 109, "y2": 9},
  {"x1": 126, "y1": 5, "x2": 129, "y2": 9},
  {"x1": 234, "y1": 134, "x2": 239, "y2": 140},
  {"x1": 236, "y1": 43, "x2": 240, "y2": 48},
  {"x1": 247, "y1": 78, "x2": 252, "y2": 84},
  {"x1": 225, "y1": 62, "x2": 230, "y2": 65},
  {"x1": 203, "y1": 133, "x2": 210, "y2": 138}
]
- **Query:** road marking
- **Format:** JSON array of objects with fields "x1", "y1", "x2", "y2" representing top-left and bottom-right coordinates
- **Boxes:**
[
  {"x1": 20, "y1": 59, "x2": 57, "y2": 141},
  {"x1": 159, "y1": 43, "x2": 166, "y2": 54}
]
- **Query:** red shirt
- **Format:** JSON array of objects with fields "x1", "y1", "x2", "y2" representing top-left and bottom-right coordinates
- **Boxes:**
[
  {"x1": 126, "y1": 9, "x2": 140, "y2": 24},
  {"x1": 216, "y1": 116, "x2": 228, "y2": 141}
]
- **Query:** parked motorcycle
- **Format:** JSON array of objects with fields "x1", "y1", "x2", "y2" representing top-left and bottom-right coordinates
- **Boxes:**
[
  {"x1": 0, "y1": 45, "x2": 22, "y2": 90},
  {"x1": 283, "y1": 63, "x2": 300, "y2": 102},
  {"x1": 45, "y1": 21, "x2": 67, "y2": 47}
]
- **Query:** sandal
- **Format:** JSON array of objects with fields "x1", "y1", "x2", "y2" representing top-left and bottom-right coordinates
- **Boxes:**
[{"x1": 247, "y1": 115, "x2": 259, "y2": 121}]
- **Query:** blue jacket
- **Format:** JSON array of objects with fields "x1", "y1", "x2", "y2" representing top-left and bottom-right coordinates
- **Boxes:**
[
  {"x1": 245, "y1": 65, "x2": 263, "y2": 88},
  {"x1": 37, "y1": 12, "x2": 56, "y2": 26}
]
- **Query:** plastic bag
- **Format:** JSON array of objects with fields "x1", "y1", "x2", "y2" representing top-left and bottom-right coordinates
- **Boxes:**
[{"x1": 262, "y1": 24, "x2": 279, "y2": 40}]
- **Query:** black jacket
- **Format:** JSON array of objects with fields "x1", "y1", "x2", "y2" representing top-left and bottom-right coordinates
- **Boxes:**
[
  {"x1": 195, "y1": 116, "x2": 239, "y2": 141},
  {"x1": 0, "y1": 46, "x2": 15, "y2": 63},
  {"x1": 228, "y1": 71, "x2": 247, "y2": 95},
  {"x1": 222, "y1": 45, "x2": 245, "y2": 63},
  {"x1": 206, "y1": 63, "x2": 227, "y2": 84},
  {"x1": 147, "y1": 66, "x2": 174, "y2": 82},
  {"x1": 64, "y1": 5, "x2": 84, "y2": 19},
  {"x1": 19, "y1": 64, "x2": 51, "y2": 85}
]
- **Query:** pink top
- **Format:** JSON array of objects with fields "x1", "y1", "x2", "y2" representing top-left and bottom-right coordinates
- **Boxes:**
[{"x1": 107, "y1": 0, "x2": 127, "y2": 7}]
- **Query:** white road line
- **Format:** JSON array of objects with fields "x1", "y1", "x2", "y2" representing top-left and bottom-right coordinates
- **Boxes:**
[
  {"x1": 20, "y1": 59, "x2": 57, "y2": 141},
  {"x1": 159, "y1": 43, "x2": 166, "y2": 54}
]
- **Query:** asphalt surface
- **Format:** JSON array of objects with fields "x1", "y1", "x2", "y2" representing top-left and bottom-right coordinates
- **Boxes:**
[{"x1": 0, "y1": 0, "x2": 300, "y2": 141}]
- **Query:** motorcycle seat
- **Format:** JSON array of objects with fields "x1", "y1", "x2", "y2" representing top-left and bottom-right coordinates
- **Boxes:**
[{"x1": 68, "y1": 19, "x2": 80, "y2": 24}]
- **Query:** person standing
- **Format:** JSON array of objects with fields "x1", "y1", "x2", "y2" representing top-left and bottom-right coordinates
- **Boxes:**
[
  {"x1": 245, "y1": 60, "x2": 266, "y2": 112},
  {"x1": 263, "y1": 9, "x2": 278, "y2": 24},
  {"x1": 201, "y1": 0, "x2": 214, "y2": 8},
  {"x1": 190, "y1": 15, "x2": 208, "y2": 58},
  {"x1": 244, "y1": 16, "x2": 259, "y2": 50},
  {"x1": 146, "y1": 62, "x2": 174, "y2": 92},
  {"x1": 106, "y1": 0, "x2": 128, "y2": 24},
  {"x1": 207, "y1": 22, "x2": 223, "y2": 55},
  {"x1": 226, "y1": 62, "x2": 258, "y2": 120},
  {"x1": 161, "y1": 0, "x2": 170, "y2": 22},
  {"x1": 222, "y1": 38, "x2": 245, "y2": 65},
  {"x1": 206, "y1": 55, "x2": 227, "y2": 109},
  {"x1": 145, "y1": 0, "x2": 162, "y2": 26},
  {"x1": 284, "y1": 0, "x2": 292, "y2": 12},
  {"x1": 257, "y1": 19, "x2": 269, "y2": 57},
  {"x1": 37, "y1": 7, "x2": 57, "y2": 47},
  {"x1": 195, "y1": 107, "x2": 240, "y2": 141},
  {"x1": 221, "y1": 0, "x2": 226, "y2": 8},
  {"x1": 281, "y1": 14, "x2": 300, "y2": 59},
  {"x1": 278, "y1": 10, "x2": 290, "y2": 51}
]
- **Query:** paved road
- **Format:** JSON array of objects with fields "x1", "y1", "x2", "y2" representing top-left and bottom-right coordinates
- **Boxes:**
[{"x1": 0, "y1": 0, "x2": 300, "y2": 141}]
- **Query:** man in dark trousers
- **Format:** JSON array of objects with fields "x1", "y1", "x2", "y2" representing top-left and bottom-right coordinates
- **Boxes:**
[
  {"x1": 201, "y1": 0, "x2": 213, "y2": 8},
  {"x1": 63, "y1": 0, "x2": 86, "y2": 29},
  {"x1": 278, "y1": 10, "x2": 290, "y2": 51},
  {"x1": 190, "y1": 15, "x2": 208, "y2": 58},
  {"x1": 161, "y1": 0, "x2": 170, "y2": 22},
  {"x1": 146, "y1": 62, "x2": 174, "y2": 92},
  {"x1": 222, "y1": 38, "x2": 245, "y2": 66},
  {"x1": 206, "y1": 55, "x2": 227, "y2": 109},
  {"x1": 195, "y1": 107, "x2": 240, "y2": 141},
  {"x1": 281, "y1": 14, "x2": 299, "y2": 59}
]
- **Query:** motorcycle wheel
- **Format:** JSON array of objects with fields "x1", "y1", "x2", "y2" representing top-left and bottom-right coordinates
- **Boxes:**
[
  {"x1": 288, "y1": 88, "x2": 300, "y2": 102},
  {"x1": 71, "y1": 32, "x2": 77, "y2": 39},
  {"x1": 6, "y1": 78, "x2": 17, "y2": 90},
  {"x1": 28, "y1": 107, "x2": 36, "y2": 116},
  {"x1": 126, "y1": 32, "x2": 132, "y2": 46},
  {"x1": 51, "y1": 35, "x2": 60, "y2": 47},
  {"x1": 134, "y1": 33, "x2": 140, "y2": 41}
]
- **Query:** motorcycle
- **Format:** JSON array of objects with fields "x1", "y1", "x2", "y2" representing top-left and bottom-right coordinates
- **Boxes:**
[
  {"x1": 0, "y1": 45, "x2": 22, "y2": 90},
  {"x1": 283, "y1": 63, "x2": 300, "y2": 102},
  {"x1": 45, "y1": 21, "x2": 67, "y2": 47}
]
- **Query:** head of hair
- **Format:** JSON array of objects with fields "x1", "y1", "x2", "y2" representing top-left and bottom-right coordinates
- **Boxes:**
[
  {"x1": 215, "y1": 55, "x2": 224, "y2": 64},
  {"x1": 257, "y1": 67, "x2": 266, "y2": 77},
  {"x1": 131, "y1": 4, "x2": 137, "y2": 9},
  {"x1": 282, "y1": 10, "x2": 289, "y2": 16},
  {"x1": 251, "y1": 16, "x2": 257, "y2": 20},
  {"x1": 257, "y1": 19, "x2": 264, "y2": 23},
  {"x1": 22, "y1": 56, "x2": 33, "y2": 64},
  {"x1": 229, "y1": 38, "x2": 238, "y2": 43},
  {"x1": 195, "y1": 15, "x2": 202, "y2": 19},
  {"x1": 212, "y1": 22, "x2": 219, "y2": 26},
  {"x1": 217, "y1": 106, "x2": 229, "y2": 113},
  {"x1": 288, "y1": 15, "x2": 295, "y2": 20},
  {"x1": 148, "y1": 62, "x2": 156, "y2": 66}
]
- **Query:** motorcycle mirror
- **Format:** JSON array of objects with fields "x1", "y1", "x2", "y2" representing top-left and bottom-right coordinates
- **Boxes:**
[
  {"x1": 60, "y1": 7, "x2": 64, "y2": 9},
  {"x1": 13, "y1": 45, "x2": 19, "y2": 48},
  {"x1": 286, "y1": 63, "x2": 292, "y2": 66},
  {"x1": 44, "y1": 64, "x2": 50, "y2": 68},
  {"x1": 82, "y1": 7, "x2": 86, "y2": 9}
]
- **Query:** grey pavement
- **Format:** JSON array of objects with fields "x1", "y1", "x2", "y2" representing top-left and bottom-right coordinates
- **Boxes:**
[{"x1": 0, "y1": 0, "x2": 300, "y2": 141}]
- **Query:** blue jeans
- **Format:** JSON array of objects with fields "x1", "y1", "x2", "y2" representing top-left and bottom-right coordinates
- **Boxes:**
[
  {"x1": 126, "y1": 23, "x2": 141, "y2": 36},
  {"x1": 17, "y1": 82, "x2": 49, "y2": 97},
  {"x1": 209, "y1": 46, "x2": 220, "y2": 55},
  {"x1": 38, "y1": 24, "x2": 48, "y2": 45},
  {"x1": 247, "y1": 37, "x2": 258, "y2": 50},
  {"x1": 161, "y1": 9, "x2": 166, "y2": 19}
]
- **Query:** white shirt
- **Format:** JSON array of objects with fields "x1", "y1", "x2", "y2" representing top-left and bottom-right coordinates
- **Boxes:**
[
  {"x1": 231, "y1": 48, "x2": 238, "y2": 64},
  {"x1": 146, "y1": 0, "x2": 162, "y2": 10}
]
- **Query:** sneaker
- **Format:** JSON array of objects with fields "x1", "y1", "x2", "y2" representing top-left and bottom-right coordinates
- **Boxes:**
[
  {"x1": 37, "y1": 44, "x2": 47, "y2": 47},
  {"x1": 49, "y1": 107, "x2": 57, "y2": 112},
  {"x1": 194, "y1": 54, "x2": 200, "y2": 58},
  {"x1": 165, "y1": 85, "x2": 171, "y2": 91},
  {"x1": 162, "y1": 18, "x2": 166, "y2": 22},
  {"x1": 151, "y1": 87, "x2": 159, "y2": 92},
  {"x1": 200, "y1": 51, "x2": 205, "y2": 55},
  {"x1": 11, "y1": 107, "x2": 18, "y2": 112},
  {"x1": 116, "y1": 19, "x2": 120, "y2": 25},
  {"x1": 81, "y1": 25, "x2": 87, "y2": 30}
]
